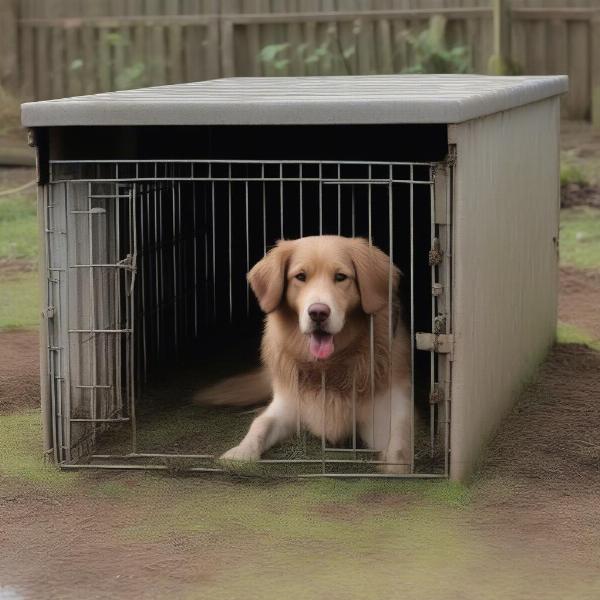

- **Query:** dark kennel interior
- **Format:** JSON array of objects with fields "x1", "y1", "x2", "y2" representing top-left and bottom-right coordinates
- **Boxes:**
[{"x1": 44, "y1": 123, "x2": 450, "y2": 475}]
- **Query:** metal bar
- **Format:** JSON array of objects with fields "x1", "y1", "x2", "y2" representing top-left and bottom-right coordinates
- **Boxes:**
[
  {"x1": 352, "y1": 373, "x2": 357, "y2": 460},
  {"x1": 140, "y1": 185, "x2": 147, "y2": 382},
  {"x1": 318, "y1": 163, "x2": 323, "y2": 235},
  {"x1": 321, "y1": 371, "x2": 326, "y2": 474},
  {"x1": 279, "y1": 163, "x2": 284, "y2": 238},
  {"x1": 193, "y1": 182, "x2": 198, "y2": 337},
  {"x1": 228, "y1": 164, "x2": 233, "y2": 321},
  {"x1": 444, "y1": 158, "x2": 454, "y2": 476},
  {"x1": 59, "y1": 464, "x2": 446, "y2": 478},
  {"x1": 171, "y1": 181, "x2": 178, "y2": 350},
  {"x1": 51, "y1": 159, "x2": 435, "y2": 166},
  {"x1": 337, "y1": 163, "x2": 341, "y2": 234},
  {"x1": 262, "y1": 165, "x2": 267, "y2": 255},
  {"x1": 430, "y1": 172, "x2": 436, "y2": 459},
  {"x1": 69, "y1": 329, "x2": 132, "y2": 333},
  {"x1": 53, "y1": 177, "x2": 433, "y2": 185},
  {"x1": 299, "y1": 164, "x2": 303, "y2": 238},
  {"x1": 87, "y1": 181, "x2": 98, "y2": 443},
  {"x1": 245, "y1": 180, "x2": 250, "y2": 314},
  {"x1": 45, "y1": 184, "x2": 59, "y2": 463},
  {"x1": 129, "y1": 185, "x2": 137, "y2": 453},
  {"x1": 70, "y1": 418, "x2": 130, "y2": 423},
  {"x1": 388, "y1": 165, "x2": 394, "y2": 457},
  {"x1": 351, "y1": 185, "x2": 356, "y2": 236},
  {"x1": 116, "y1": 182, "x2": 123, "y2": 416},
  {"x1": 63, "y1": 182, "x2": 72, "y2": 460},
  {"x1": 211, "y1": 170, "x2": 216, "y2": 317},
  {"x1": 178, "y1": 181, "x2": 185, "y2": 346},
  {"x1": 75, "y1": 384, "x2": 111, "y2": 389},
  {"x1": 410, "y1": 165, "x2": 415, "y2": 473},
  {"x1": 297, "y1": 473, "x2": 447, "y2": 479},
  {"x1": 69, "y1": 264, "x2": 139, "y2": 268},
  {"x1": 368, "y1": 166, "x2": 375, "y2": 448},
  {"x1": 91, "y1": 453, "x2": 213, "y2": 459},
  {"x1": 60, "y1": 464, "x2": 224, "y2": 472},
  {"x1": 154, "y1": 175, "x2": 160, "y2": 357}
]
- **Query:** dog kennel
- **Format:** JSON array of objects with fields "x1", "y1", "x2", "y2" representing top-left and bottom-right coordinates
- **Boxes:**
[{"x1": 22, "y1": 75, "x2": 567, "y2": 480}]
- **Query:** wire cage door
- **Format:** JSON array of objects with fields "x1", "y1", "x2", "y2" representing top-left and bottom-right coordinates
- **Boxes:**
[
  {"x1": 47, "y1": 158, "x2": 453, "y2": 476},
  {"x1": 45, "y1": 180, "x2": 138, "y2": 463}
]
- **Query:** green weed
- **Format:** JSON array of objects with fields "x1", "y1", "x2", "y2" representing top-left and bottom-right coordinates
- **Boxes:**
[{"x1": 560, "y1": 207, "x2": 600, "y2": 269}]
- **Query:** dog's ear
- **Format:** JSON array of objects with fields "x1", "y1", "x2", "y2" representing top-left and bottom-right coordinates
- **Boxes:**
[
  {"x1": 350, "y1": 238, "x2": 400, "y2": 315},
  {"x1": 247, "y1": 240, "x2": 295, "y2": 313}
]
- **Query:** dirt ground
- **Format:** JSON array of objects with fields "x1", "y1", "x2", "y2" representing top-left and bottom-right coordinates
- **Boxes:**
[{"x1": 1, "y1": 265, "x2": 600, "y2": 600}]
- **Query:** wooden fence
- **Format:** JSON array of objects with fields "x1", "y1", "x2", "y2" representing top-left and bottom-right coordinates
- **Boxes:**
[{"x1": 0, "y1": 0, "x2": 598, "y2": 121}]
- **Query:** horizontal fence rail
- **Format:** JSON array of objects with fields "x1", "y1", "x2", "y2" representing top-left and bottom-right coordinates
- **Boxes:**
[{"x1": 0, "y1": 1, "x2": 596, "y2": 122}]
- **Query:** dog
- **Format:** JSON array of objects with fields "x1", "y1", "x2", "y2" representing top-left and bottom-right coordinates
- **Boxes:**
[{"x1": 194, "y1": 235, "x2": 412, "y2": 474}]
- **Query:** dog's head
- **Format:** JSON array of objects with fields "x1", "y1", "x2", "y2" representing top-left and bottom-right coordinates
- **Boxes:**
[{"x1": 247, "y1": 236, "x2": 399, "y2": 360}]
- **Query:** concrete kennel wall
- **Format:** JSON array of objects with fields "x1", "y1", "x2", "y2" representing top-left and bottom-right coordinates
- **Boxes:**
[{"x1": 449, "y1": 97, "x2": 561, "y2": 481}]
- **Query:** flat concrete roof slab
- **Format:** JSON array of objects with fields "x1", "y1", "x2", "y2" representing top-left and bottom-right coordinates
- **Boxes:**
[{"x1": 22, "y1": 74, "x2": 568, "y2": 127}]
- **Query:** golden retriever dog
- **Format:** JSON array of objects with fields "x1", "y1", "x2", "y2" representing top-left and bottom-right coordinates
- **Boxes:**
[{"x1": 195, "y1": 235, "x2": 412, "y2": 473}]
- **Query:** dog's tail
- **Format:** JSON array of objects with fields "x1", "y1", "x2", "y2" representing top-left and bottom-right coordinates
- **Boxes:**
[{"x1": 192, "y1": 369, "x2": 272, "y2": 408}]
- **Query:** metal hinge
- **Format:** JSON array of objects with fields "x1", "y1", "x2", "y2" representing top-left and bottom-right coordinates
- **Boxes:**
[
  {"x1": 46, "y1": 305, "x2": 56, "y2": 319},
  {"x1": 416, "y1": 333, "x2": 454, "y2": 356}
]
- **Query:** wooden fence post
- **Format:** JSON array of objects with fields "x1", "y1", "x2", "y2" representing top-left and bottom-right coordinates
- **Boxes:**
[
  {"x1": 592, "y1": 10, "x2": 600, "y2": 128},
  {"x1": 489, "y1": 0, "x2": 512, "y2": 75},
  {"x1": 0, "y1": 0, "x2": 19, "y2": 94}
]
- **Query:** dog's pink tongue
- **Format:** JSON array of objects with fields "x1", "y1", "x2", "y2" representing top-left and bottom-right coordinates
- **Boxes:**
[{"x1": 310, "y1": 333, "x2": 334, "y2": 360}]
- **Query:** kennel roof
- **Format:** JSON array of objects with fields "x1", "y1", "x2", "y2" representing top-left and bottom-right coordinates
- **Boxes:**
[{"x1": 21, "y1": 74, "x2": 568, "y2": 127}]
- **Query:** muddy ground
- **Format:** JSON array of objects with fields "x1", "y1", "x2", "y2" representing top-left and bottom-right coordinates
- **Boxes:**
[{"x1": 1, "y1": 268, "x2": 599, "y2": 599}]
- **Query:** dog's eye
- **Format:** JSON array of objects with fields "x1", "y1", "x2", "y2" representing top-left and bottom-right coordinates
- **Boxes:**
[
  {"x1": 295, "y1": 273, "x2": 306, "y2": 282},
  {"x1": 335, "y1": 273, "x2": 348, "y2": 282}
]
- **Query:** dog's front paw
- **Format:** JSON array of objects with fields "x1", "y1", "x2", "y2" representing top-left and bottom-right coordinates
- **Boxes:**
[
  {"x1": 378, "y1": 450, "x2": 411, "y2": 475},
  {"x1": 220, "y1": 444, "x2": 260, "y2": 462}
]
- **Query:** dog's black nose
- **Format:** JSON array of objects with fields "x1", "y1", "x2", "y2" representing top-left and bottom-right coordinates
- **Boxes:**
[{"x1": 308, "y1": 303, "x2": 330, "y2": 323}]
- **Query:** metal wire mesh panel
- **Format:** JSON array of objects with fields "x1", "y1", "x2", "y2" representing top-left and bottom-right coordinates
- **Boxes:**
[{"x1": 45, "y1": 158, "x2": 452, "y2": 477}]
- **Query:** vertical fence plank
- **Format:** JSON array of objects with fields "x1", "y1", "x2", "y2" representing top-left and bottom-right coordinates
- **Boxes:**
[
  {"x1": 49, "y1": 0, "x2": 66, "y2": 98},
  {"x1": 529, "y1": 19, "x2": 547, "y2": 74},
  {"x1": 376, "y1": 17, "x2": 393, "y2": 73},
  {"x1": 299, "y1": 0, "x2": 319, "y2": 75},
  {"x1": 146, "y1": 0, "x2": 167, "y2": 85},
  {"x1": 510, "y1": 15, "x2": 526, "y2": 74},
  {"x1": 204, "y1": 0, "x2": 221, "y2": 79},
  {"x1": 592, "y1": 11, "x2": 600, "y2": 127},
  {"x1": 20, "y1": 0, "x2": 35, "y2": 100},
  {"x1": 0, "y1": 0, "x2": 19, "y2": 93},
  {"x1": 244, "y1": 0, "x2": 267, "y2": 76},
  {"x1": 34, "y1": 0, "x2": 51, "y2": 99},
  {"x1": 165, "y1": 0, "x2": 184, "y2": 84},
  {"x1": 65, "y1": 0, "x2": 83, "y2": 96},
  {"x1": 491, "y1": 0, "x2": 511, "y2": 74},
  {"x1": 220, "y1": 15, "x2": 235, "y2": 77},
  {"x1": 567, "y1": 19, "x2": 591, "y2": 120}
]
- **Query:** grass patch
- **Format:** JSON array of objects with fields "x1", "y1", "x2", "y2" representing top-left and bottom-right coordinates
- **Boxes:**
[
  {"x1": 560, "y1": 206, "x2": 600, "y2": 269},
  {"x1": 0, "y1": 269, "x2": 39, "y2": 330},
  {"x1": 560, "y1": 159, "x2": 588, "y2": 187},
  {"x1": 0, "y1": 410, "x2": 76, "y2": 489},
  {"x1": 557, "y1": 321, "x2": 600, "y2": 351},
  {"x1": 0, "y1": 193, "x2": 38, "y2": 261}
]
